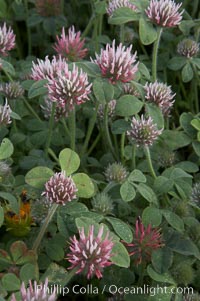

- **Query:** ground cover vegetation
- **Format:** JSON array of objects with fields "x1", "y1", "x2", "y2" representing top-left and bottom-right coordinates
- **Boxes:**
[{"x1": 0, "y1": 0, "x2": 200, "y2": 300}]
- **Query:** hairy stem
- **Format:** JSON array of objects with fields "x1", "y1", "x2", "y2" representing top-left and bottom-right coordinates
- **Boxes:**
[
  {"x1": 45, "y1": 102, "x2": 56, "y2": 156},
  {"x1": 152, "y1": 27, "x2": 163, "y2": 81},
  {"x1": 62, "y1": 118, "x2": 71, "y2": 137},
  {"x1": 103, "y1": 103, "x2": 117, "y2": 159},
  {"x1": 131, "y1": 145, "x2": 136, "y2": 170},
  {"x1": 68, "y1": 109, "x2": 76, "y2": 151},
  {"x1": 87, "y1": 132, "x2": 101, "y2": 156},
  {"x1": 32, "y1": 203, "x2": 58, "y2": 253},
  {"x1": 23, "y1": 97, "x2": 42, "y2": 121},
  {"x1": 81, "y1": 107, "x2": 98, "y2": 157},
  {"x1": 144, "y1": 146, "x2": 157, "y2": 179}
]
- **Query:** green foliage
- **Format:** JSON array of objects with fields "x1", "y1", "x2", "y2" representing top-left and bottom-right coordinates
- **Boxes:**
[
  {"x1": 120, "y1": 181, "x2": 136, "y2": 202},
  {"x1": 0, "y1": 59, "x2": 15, "y2": 76},
  {"x1": 72, "y1": 173, "x2": 95, "y2": 198},
  {"x1": 28, "y1": 80, "x2": 48, "y2": 99},
  {"x1": 147, "y1": 265, "x2": 176, "y2": 285},
  {"x1": 115, "y1": 95, "x2": 143, "y2": 117},
  {"x1": 139, "y1": 18, "x2": 157, "y2": 45},
  {"x1": 142, "y1": 207, "x2": 162, "y2": 227},
  {"x1": 93, "y1": 78, "x2": 114, "y2": 104},
  {"x1": 181, "y1": 62, "x2": 194, "y2": 82},
  {"x1": 106, "y1": 217, "x2": 133, "y2": 243},
  {"x1": 162, "y1": 210, "x2": 184, "y2": 233},
  {"x1": 0, "y1": 206, "x2": 4, "y2": 227},
  {"x1": 59, "y1": 148, "x2": 80, "y2": 175},
  {"x1": 111, "y1": 242, "x2": 130, "y2": 268},
  {"x1": 152, "y1": 247, "x2": 173, "y2": 274},
  {"x1": 0, "y1": 138, "x2": 14, "y2": 160},
  {"x1": 0, "y1": 0, "x2": 200, "y2": 298},
  {"x1": 25, "y1": 166, "x2": 54, "y2": 189},
  {"x1": 108, "y1": 7, "x2": 139, "y2": 24}
]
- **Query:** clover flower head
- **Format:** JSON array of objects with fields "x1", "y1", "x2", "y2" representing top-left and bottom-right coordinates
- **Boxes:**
[
  {"x1": 144, "y1": 81, "x2": 176, "y2": 116},
  {"x1": 177, "y1": 39, "x2": 199, "y2": 58},
  {"x1": 0, "y1": 81, "x2": 24, "y2": 100},
  {"x1": 41, "y1": 97, "x2": 68, "y2": 122},
  {"x1": 42, "y1": 171, "x2": 77, "y2": 205},
  {"x1": 97, "y1": 99, "x2": 116, "y2": 120},
  {"x1": 11, "y1": 278, "x2": 57, "y2": 301},
  {"x1": 67, "y1": 225, "x2": 114, "y2": 279},
  {"x1": 145, "y1": 0, "x2": 183, "y2": 28},
  {"x1": 183, "y1": 293, "x2": 200, "y2": 301},
  {"x1": 31, "y1": 55, "x2": 67, "y2": 81},
  {"x1": 107, "y1": 0, "x2": 137, "y2": 17},
  {"x1": 158, "y1": 150, "x2": 176, "y2": 167},
  {"x1": 31, "y1": 197, "x2": 52, "y2": 224},
  {"x1": 92, "y1": 192, "x2": 114, "y2": 215},
  {"x1": 92, "y1": 40, "x2": 138, "y2": 84},
  {"x1": 127, "y1": 115, "x2": 163, "y2": 147},
  {"x1": 0, "y1": 23, "x2": 15, "y2": 56},
  {"x1": 105, "y1": 162, "x2": 128, "y2": 183},
  {"x1": 54, "y1": 26, "x2": 88, "y2": 61},
  {"x1": 123, "y1": 83, "x2": 140, "y2": 97},
  {"x1": 190, "y1": 182, "x2": 200, "y2": 208},
  {"x1": 47, "y1": 63, "x2": 92, "y2": 110},
  {"x1": 0, "y1": 160, "x2": 11, "y2": 177},
  {"x1": 123, "y1": 217, "x2": 164, "y2": 265},
  {"x1": 35, "y1": 0, "x2": 61, "y2": 17},
  {"x1": 0, "y1": 99, "x2": 12, "y2": 126}
]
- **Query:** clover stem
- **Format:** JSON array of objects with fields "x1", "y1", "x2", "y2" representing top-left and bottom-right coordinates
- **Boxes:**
[
  {"x1": 131, "y1": 145, "x2": 136, "y2": 170},
  {"x1": 45, "y1": 102, "x2": 56, "y2": 156},
  {"x1": 32, "y1": 203, "x2": 58, "y2": 253},
  {"x1": 87, "y1": 132, "x2": 101, "y2": 156},
  {"x1": 144, "y1": 146, "x2": 157, "y2": 179},
  {"x1": 81, "y1": 105, "x2": 98, "y2": 157},
  {"x1": 104, "y1": 103, "x2": 117, "y2": 159},
  {"x1": 69, "y1": 109, "x2": 76, "y2": 151},
  {"x1": 120, "y1": 24, "x2": 125, "y2": 43},
  {"x1": 152, "y1": 27, "x2": 163, "y2": 81},
  {"x1": 62, "y1": 118, "x2": 70, "y2": 137}
]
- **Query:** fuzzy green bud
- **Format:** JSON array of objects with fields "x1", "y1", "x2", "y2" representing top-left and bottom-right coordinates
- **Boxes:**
[
  {"x1": 91, "y1": 192, "x2": 114, "y2": 215},
  {"x1": 172, "y1": 262, "x2": 194, "y2": 285}
]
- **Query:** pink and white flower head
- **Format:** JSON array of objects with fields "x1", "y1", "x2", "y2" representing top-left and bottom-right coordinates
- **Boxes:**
[
  {"x1": 53, "y1": 26, "x2": 88, "y2": 61},
  {"x1": 127, "y1": 114, "x2": 163, "y2": 147},
  {"x1": 67, "y1": 225, "x2": 114, "y2": 279},
  {"x1": 0, "y1": 23, "x2": 15, "y2": 56},
  {"x1": 92, "y1": 40, "x2": 138, "y2": 84},
  {"x1": 31, "y1": 55, "x2": 67, "y2": 81},
  {"x1": 123, "y1": 83, "x2": 140, "y2": 97},
  {"x1": 123, "y1": 217, "x2": 164, "y2": 265},
  {"x1": 41, "y1": 97, "x2": 68, "y2": 121},
  {"x1": 177, "y1": 38, "x2": 199, "y2": 58},
  {"x1": 42, "y1": 171, "x2": 77, "y2": 205},
  {"x1": 144, "y1": 81, "x2": 175, "y2": 116},
  {"x1": 47, "y1": 63, "x2": 92, "y2": 110},
  {"x1": 11, "y1": 278, "x2": 56, "y2": 301},
  {"x1": 145, "y1": 0, "x2": 183, "y2": 28},
  {"x1": 107, "y1": 0, "x2": 137, "y2": 17},
  {"x1": 97, "y1": 99, "x2": 116, "y2": 120},
  {"x1": 0, "y1": 81, "x2": 24, "y2": 100},
  {"x1": 0, "y1": 99, "x2": 12, "y2": 126}
]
